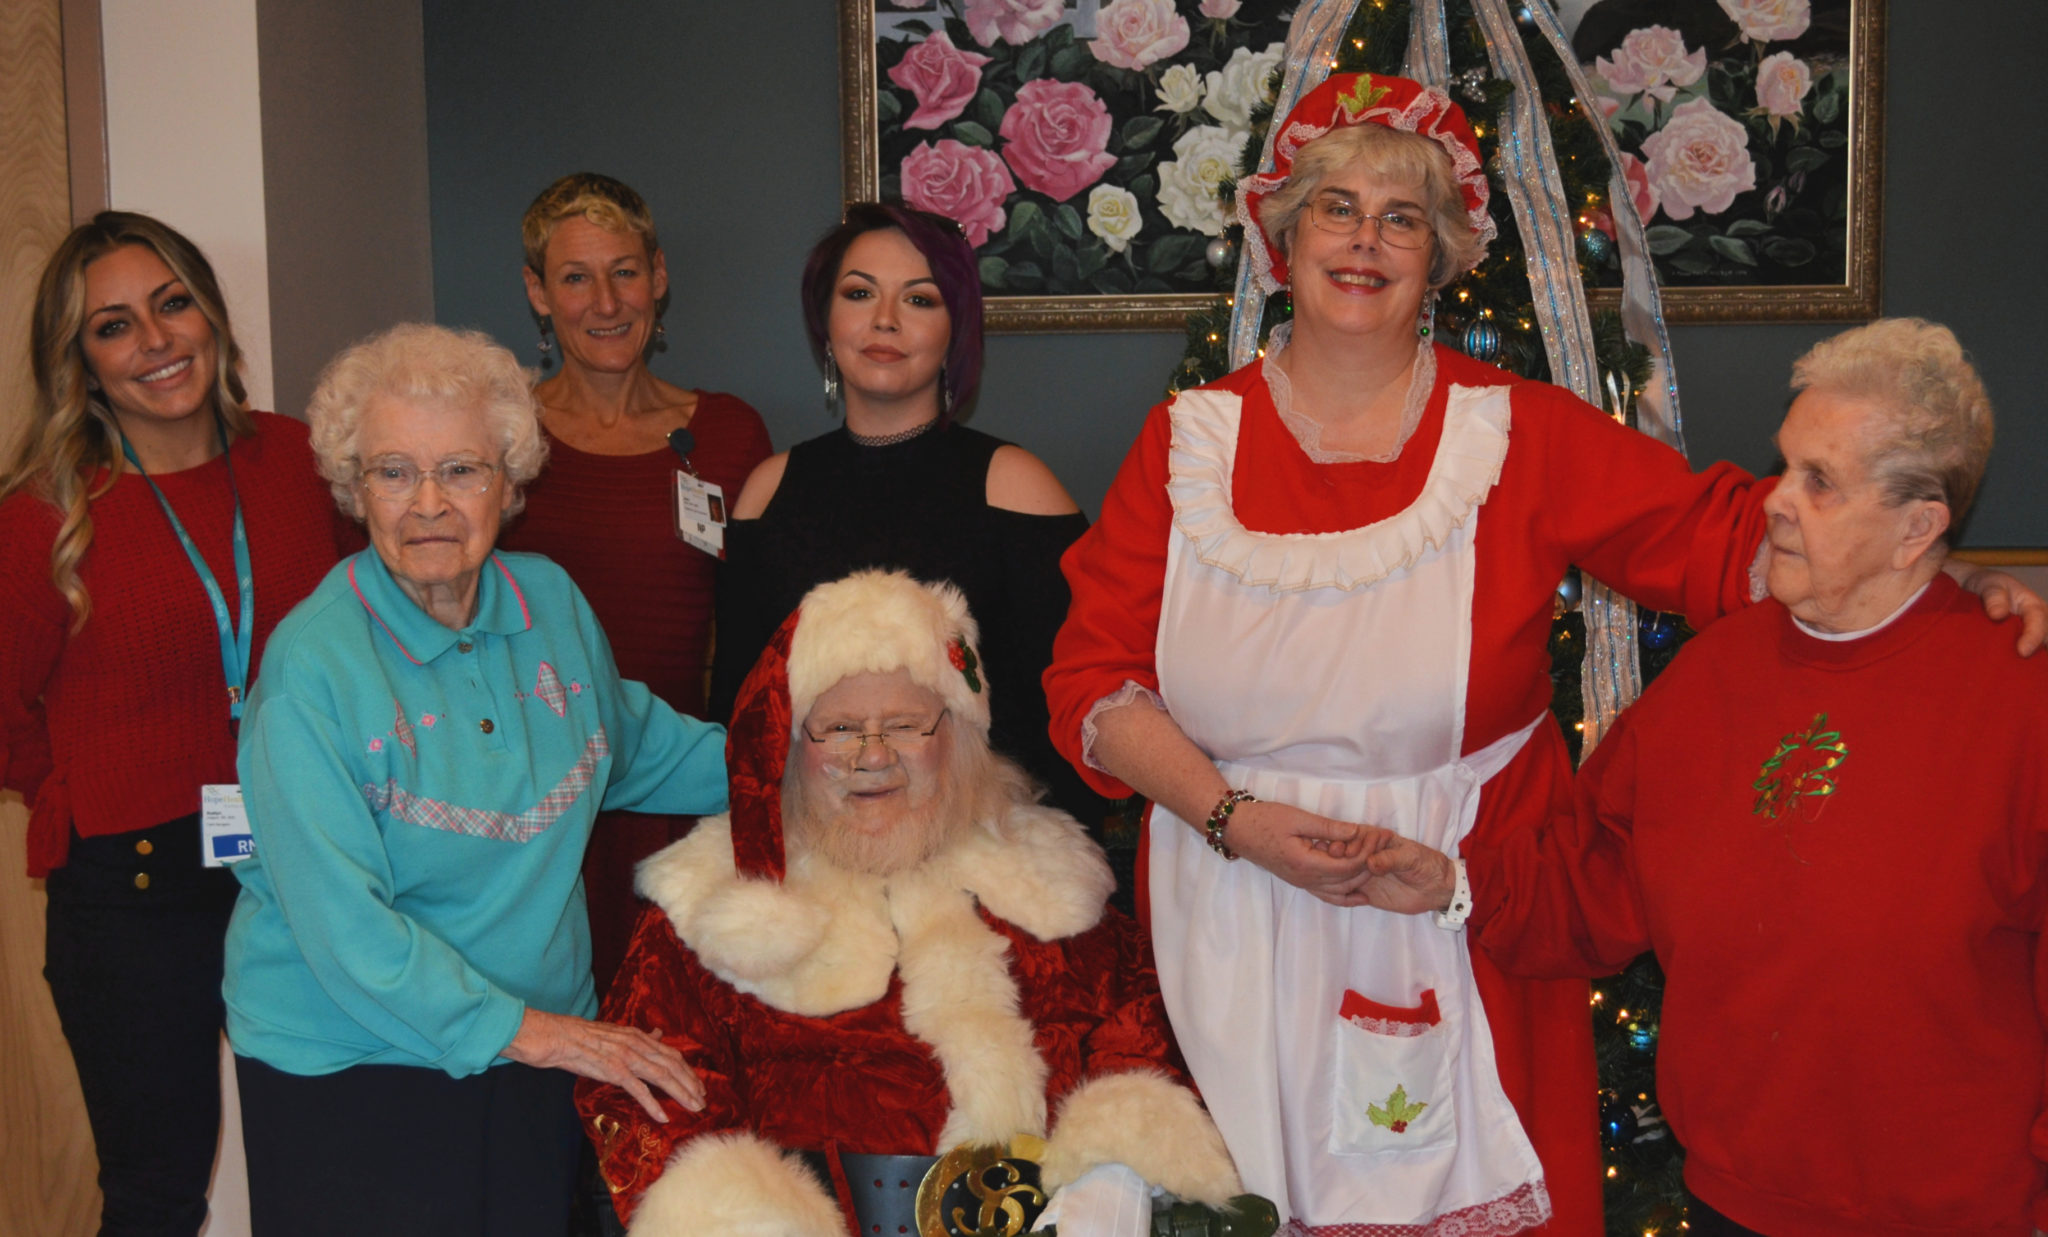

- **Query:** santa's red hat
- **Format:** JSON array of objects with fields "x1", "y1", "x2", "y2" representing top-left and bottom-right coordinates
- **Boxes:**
[
  {"x1": 725, "y1": 569, "x2": 991, "y2": 881},
  {"x1": 1238, "y1": 72, "x2": 1495, "y2": 293}
]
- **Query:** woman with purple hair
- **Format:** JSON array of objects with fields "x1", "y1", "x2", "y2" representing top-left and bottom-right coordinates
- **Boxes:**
[{"x1": 711, "y1": 203, "x2": 1103, "y2": 824}]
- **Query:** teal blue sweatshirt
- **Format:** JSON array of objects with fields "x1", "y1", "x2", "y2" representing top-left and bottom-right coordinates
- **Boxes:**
[{"x1": 223, "y1": 550, "x2": 727, "y2": 1077}]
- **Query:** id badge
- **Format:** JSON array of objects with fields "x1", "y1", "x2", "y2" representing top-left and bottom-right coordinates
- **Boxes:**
[
  {"x1": 200, "y1": 783, "x2": 254, "y2": 867},
  {"x1": 673, "y1": 469, "x2": 727, "y2": 558}
]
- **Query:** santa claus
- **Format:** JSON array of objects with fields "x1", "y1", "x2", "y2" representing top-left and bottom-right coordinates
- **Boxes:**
[{"x1": 576, "y1": 569, "x2": 1249, "y2": 1236}]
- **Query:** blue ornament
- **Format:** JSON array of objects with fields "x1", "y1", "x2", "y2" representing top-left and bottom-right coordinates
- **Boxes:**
[
  {"x1": 1579, "y1": 226, "x2": 1615, "y2": 264},
  {"x1": 1460, "y1": 320, "x2": 1502, "y2": 363},
  {"x1": 1554, "y1": 569, "x2": 1583, "y2": 613},
  {"x1": 1638, "y1": 611, "x2": 1678, "y2": 651},
  {"x1": 1628, "y1": 1020, "x2": 1659, "y2": 1051}
]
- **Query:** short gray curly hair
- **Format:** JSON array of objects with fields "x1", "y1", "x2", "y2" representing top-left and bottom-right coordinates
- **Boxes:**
[
  {"x1": 1790, "y1": 318, "x2": 1993, "y2": 544},
  {"x1": 1259, "y1": 124, "x2": 1488, "y2": 289},
  {"x1": 307, "y1": 323, "x2": 548, "y2": 519}
]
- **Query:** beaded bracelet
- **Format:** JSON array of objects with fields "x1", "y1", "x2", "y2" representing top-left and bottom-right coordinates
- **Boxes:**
[{"x1": 1204, "y1": 789, "x2": 1257, "y2": 860}]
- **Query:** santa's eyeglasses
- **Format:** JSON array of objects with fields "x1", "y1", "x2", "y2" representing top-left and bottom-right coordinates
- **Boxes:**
[{"x1": 801, "y1": 709, "x2": 948, "y2": 758}]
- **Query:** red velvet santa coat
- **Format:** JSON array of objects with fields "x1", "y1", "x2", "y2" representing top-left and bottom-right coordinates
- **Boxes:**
[{"x1": 577, "y1": 804, "x2": 1238, "y2": 1234}]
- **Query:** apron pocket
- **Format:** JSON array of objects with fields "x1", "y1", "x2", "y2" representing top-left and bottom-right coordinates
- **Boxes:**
[{"x1": 1330, "y1": 987, "x2": 1457, "y2": 1157}]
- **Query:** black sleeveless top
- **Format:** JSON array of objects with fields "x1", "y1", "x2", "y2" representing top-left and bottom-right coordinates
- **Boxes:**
[{"x1": 712, "y1": 424, "x2": 1103, "y2": 825}]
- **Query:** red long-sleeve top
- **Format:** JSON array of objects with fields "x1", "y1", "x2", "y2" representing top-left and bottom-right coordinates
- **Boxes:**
[
  {"x1": 1043, "y1": 347, "x2": 1775, "y2": 1234},
  {"x1": 1469, "y1": 577, "x2": 2048, "y2": 1237},
  {"x1": 1, "y1": 413, "x2": 350, "y2": 876}
]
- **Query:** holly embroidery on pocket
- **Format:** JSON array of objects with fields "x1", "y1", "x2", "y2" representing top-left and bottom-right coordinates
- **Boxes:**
[
  {"x1": 1367, "y1": 1084, "x2": 1430, "y2": 1134},
  {"x1": 1752, "y1": 711, "x2": 1849, "y2": 823}
]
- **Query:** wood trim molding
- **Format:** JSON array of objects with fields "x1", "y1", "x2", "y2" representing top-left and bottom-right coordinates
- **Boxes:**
[{"x1": 60, "y1": 0, "x2": 105, "y2": 222}]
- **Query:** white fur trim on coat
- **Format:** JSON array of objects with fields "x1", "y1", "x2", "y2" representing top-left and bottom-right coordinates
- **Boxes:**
[
  {"x1": 787, "y1": 569, "x2": 992, "y2": 734},
  {"x1": 627, "y1": 1131, "x2": 846, "y2": 1237},
  {"x1": 1040, "y1": 1072, "x2": 1242, "y2": 1208}
]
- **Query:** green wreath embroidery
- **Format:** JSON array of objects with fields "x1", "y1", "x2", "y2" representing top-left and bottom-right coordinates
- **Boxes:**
[
  {"x1": 1366, "y1": 1084, "x2": 1430, "y2": 1134},
  {"x1": 1751, "y1": 712, "x2": 1850, "y2": 821}
]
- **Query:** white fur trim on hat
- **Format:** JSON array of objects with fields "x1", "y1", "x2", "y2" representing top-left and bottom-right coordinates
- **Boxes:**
[{"x1": 787, "y1": 569, "x2": 992, "y2": 734}]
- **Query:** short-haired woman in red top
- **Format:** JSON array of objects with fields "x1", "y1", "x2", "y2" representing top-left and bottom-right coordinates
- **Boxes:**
[{"x1": 0, "y1": 212, "x2": 346, "y2": 1236}]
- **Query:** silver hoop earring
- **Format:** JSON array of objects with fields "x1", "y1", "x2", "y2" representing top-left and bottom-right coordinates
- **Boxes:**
[{"x1": 823, "y1": 347, "x2": 842, "y2": 415}]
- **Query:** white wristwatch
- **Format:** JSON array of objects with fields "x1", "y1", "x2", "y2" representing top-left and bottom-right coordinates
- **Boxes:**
[{"x1": 1433, "y1": 857, "x2": 1472, "y2": 931}]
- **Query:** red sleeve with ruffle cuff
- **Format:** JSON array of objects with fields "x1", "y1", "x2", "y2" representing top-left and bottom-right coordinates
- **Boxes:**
[{"x1": 1044, "y1": 404, "x2": 1177, "y2": 800}]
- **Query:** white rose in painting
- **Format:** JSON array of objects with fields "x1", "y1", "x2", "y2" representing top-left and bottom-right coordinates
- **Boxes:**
[
  {"x1": 1595, "y1": 26, "x2": 1707, "y2": 102},
  {"x1": 1086, "y1": 184, "x2": 1144, "y2": 253},
  {"x1": 962, "y1": 0, "x2": 1065, "y2": 47},
  {"x1": 1718, "y1": 0, "x2": 1811, "y2": 42},
  {"x1": 1640, "y1": 97, "x2": 1757, "y2": 219},
  {"x1": 1155, "y1": 63, "x2": 1205, "y2": 115},
  {"x1": 1755, "y1": 51, "x2": 1813, "y2": 118},
  {"x1": 1156, "y1": 124, "x2": 1245, "y2": 236},
  {"x1": 1202, "y1": 43, "x2": 1284, "y2": 130}
]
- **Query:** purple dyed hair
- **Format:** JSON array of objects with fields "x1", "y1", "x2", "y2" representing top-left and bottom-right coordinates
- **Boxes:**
[{"x1": 800, "y1": 202, "x2": 984, "y2": 422}]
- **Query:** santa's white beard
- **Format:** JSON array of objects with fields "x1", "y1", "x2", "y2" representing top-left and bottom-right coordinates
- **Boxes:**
[{"x1": 784, "y1": 770, "x2": 963, "y2": 877}]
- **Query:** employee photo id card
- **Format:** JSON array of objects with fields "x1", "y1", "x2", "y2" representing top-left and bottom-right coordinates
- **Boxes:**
[
  {"x1": 201, "y1": 783, "x2": 254, "y2": 867},
  {"x1": 673, "y1": 469, "x2": 727, "y2": 558}
]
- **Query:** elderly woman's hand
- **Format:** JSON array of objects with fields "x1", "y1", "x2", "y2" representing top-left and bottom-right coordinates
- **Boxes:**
[
  {"x1": 1949, "y1": 563, "x2": 2047, "y2": 656},
  {"x1": 503, "y1": 1008, "x2": 704, "y2": 1122},
  {"x1": 1223, "y1": 801, "x2": 1387, "y2": 905}
]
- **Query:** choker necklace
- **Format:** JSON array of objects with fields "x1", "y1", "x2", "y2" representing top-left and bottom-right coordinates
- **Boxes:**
[{"x1": 847, "y1": 419, "x2": 938, "y2": 448}]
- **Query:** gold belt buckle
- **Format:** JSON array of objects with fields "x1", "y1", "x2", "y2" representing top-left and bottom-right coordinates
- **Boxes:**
[{"x1": 913, "y1": 1135, "x2": 1048, "y2": 1237}]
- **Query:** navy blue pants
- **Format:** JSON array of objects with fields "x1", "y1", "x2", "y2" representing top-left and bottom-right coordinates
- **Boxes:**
[
  {"x1": 236, "y1": 1055, "x2": 582, "y2": 1237},
  {"x1": 43, "y1": 815, "x2": 239, "y2": 1237}
]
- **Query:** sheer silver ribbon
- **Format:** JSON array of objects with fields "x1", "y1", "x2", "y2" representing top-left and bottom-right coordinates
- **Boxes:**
[{"x1": 1226, "y1": 0, "x2": 1355, "y2": 371}]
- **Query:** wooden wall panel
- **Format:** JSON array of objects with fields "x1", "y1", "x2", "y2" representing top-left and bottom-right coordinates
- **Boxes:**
[{"x1": 0, "y1": 0, "x2": 101, "y2": 1232}]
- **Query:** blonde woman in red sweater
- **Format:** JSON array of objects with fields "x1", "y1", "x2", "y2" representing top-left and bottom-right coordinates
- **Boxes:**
[{"x1": 0, "y1": 212, "x2": 347, "y2": 1237}]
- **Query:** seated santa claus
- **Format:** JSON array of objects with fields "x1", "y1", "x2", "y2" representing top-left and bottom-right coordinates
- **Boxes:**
[{"x1": 576, "y1": 569, "x2": 1248, "y2": 1236}]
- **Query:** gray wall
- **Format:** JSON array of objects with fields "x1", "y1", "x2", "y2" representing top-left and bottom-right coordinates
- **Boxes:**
[
  {"x1": 423, "y1": 1, "x2": 2045, "y2": 546},
  {"x1": 259, "y1": 0, "x2": 436, "y2": 421}
]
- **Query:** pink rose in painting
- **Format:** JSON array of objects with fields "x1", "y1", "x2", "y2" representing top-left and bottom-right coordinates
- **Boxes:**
[
  {"x1": 1618, "y1": 150, "x2": 1660, "y2": 221},
  {"x1": 1755, "y1": 51, "x2": 1813, "y2": 118},
  {"x1": 1596, "y1": 26, "x2": 1707, "y2": 102},
  {"x1": 1088, "y1": 0, "x2": 1190, "y2": 72},
  {"x1": 1640, "y1": 97, "x2": 1756, "y2": 219},
  {"x1": 887, "y1": 32, "x2": 991, "y2": 130},
  {"x1": 1199, "y1": 0, "x2": 1243, "y2": 18},
  {"x1": 962, "y1": 0, "x2": 1064, "y2": 47},
  {"x1": 900, "y1": 139, "x2": 1016, "y2": 246},
  {"x1": 1718, "y1": 0, "x2": 1811, "y2": 42},
  {"x1": 998, "y1": 79, "x2": 1118, "y2": 202}
]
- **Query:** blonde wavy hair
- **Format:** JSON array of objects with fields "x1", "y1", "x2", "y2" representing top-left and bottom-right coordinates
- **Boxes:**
[
  {"x1": 1259, "y1": 124, "x2": 1488, "y2": 289},
  {"x1": 0, "y1": 212, "x2": 252, "y2": 630},
  {"x1": 306, "y1": 323, "x2": 548, "y2": 521}
]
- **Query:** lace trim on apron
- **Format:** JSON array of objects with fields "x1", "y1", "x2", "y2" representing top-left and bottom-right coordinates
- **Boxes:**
[
  {"x1": 1164, "y1": 383, "x2": 1512, "y2": 594},
  {"x1": 1285, "y1": 1179, "x2": 1552, "y2": 1237}
]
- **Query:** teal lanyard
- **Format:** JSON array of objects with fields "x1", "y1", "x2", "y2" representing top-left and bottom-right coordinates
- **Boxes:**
[{"x1": 119, "y1": 416, "x2": 254, "y2": 723}]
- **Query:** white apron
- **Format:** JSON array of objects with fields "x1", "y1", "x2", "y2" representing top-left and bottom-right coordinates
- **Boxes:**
[{"x1": 1148, "y1": 383, "x2": 1550, "y2": 1236}]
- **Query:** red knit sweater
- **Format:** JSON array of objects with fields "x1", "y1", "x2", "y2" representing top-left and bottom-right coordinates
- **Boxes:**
[
  {"x1": 496, "y1": 391, "x2": 771, "y2": 989},
  {"x1": 1470, "y1": 575, "x2": 2048, "y2": 1237},
  {"x1": 1, "y1": 413, "x2": 351, "y2": 876}
]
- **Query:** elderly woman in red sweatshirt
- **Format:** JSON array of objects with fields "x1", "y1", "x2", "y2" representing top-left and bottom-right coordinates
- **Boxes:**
[{"x1": 1362, "y1": 318, "x2": 2048, "y2": 1237}]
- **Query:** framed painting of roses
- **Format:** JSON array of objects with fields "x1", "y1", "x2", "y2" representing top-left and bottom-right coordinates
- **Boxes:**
[
  {"x1": 1567, "y1": 0, "x2": 1883, "y2": 321},
  {"x1": 840, "y1": 0, "x2": 1295, "y2": 331}
]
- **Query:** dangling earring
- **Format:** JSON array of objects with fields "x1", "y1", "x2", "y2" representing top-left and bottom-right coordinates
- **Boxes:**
[
  {"x1": 938, "y1": 365, "x2": 951, "y2": 419},
  {"x1": 823, "y1": 347, "x2": 842, "y2": 415},
  {"x1": 1418, "y1": 293, "x2": 1437, "y2": 340},
  {"x1": 536, "y1": 316, "x2": 555, "y2": 368},
  {"x1": 652, "y1": 318, "x2": 668, "y2": 355}
]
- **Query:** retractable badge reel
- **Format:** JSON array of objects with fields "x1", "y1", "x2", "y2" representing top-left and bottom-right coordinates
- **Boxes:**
[{"x1": 669, "y1": 427, "x2": 727, "y2": 558}]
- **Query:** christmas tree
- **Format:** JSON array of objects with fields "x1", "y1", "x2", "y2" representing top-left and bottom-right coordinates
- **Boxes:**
[{"x1": 1169, "y1": 2, "x2": 1694, "y2": 1232}]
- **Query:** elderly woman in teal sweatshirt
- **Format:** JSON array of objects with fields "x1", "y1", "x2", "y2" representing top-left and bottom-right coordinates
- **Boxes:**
[{"x1": 221, "y1": 323, "x2": 716, "y2": 1237}]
